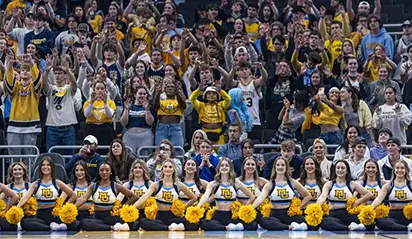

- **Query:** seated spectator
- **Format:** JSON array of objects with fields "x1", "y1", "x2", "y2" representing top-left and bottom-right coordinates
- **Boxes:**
[
  {"x1": 107, "y1": 139, "x2": 137, "y2": 183},
  {"x1": 185, "y1": 129, "x2": 208, "y2": 160},
  {"x1": 311, "y1": 138, "x2": 333, "y2": 180},
  {"x1": 270, "y1": 90, "x2": 308, "y2": 143},
  {"x1": 378, "y1": 137, "x2": 412, "y2": 180},
  {"x1": 240, "y1": 139, "x2": 264, "y2": 176},
  {"x1": 372, "y1": 86, "x2": 412, "y2": 145},
  {"x1": 370, "y1": 128, "x2": 392, "y2": 160},
  {"x1": 263, "y1": 140, "x2": 303, "y2": 179},
  {"x1": 348, "y1": 137, "x2": 369, "y2": 180},
  {"x1": 146, "y1": 139, "x2": 182, "y2": 181},
  {"x1": 65, "y1": 135, "x2": 103, "y2": 180},
  {"x1": 218, "y1": 124, "x2": 242, "y2": 176},
  {"x1": 194, "y1": 139, "x2": 219, "y2": 181},
  {"x1": 334, "y1": 125, "x2": 371, "y2": 162}
]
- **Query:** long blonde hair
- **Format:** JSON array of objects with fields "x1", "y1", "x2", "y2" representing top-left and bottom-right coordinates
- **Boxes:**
[
  {"x1": 214, "y1": 157, "x2": 237, "y2": 185},
  {"x1": 128, "y1": 159, "x2": 150, "y2": 181},
  {"x1": 7, "y1": 162, "x2": 29, "y2": 184},
  {"x1": 270, "y1": 157, "x2": 292, "y2": 181},
  {"x1": 190, "y1": 129, "x2": 208, "y2": 153},
  {"x1": 391, "y1": 160, "x2": 411, "y2": 181},
  {"x1": 160, "y1": 159, "x2": 179, "y2": 183}
]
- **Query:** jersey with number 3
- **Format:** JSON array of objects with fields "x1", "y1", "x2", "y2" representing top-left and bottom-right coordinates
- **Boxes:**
[{"x1": 238, "y1": 81, "x2": 260, "y2": 126}]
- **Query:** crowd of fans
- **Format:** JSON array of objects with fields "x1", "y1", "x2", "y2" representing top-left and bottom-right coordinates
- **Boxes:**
[{"x1": 0, "y1": 0, "x2": 411, "y2": 180}]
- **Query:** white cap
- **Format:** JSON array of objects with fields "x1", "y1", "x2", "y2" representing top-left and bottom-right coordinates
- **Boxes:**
[
  {"x1": 358, "y1": 1, "x2": 370, "y2": 8},
  {"x1": 84, "y1": 135, "x2": 98, "y2": 145},
  {"x1": 234, "y1": 46, "x2": 248, "y2": 57}
]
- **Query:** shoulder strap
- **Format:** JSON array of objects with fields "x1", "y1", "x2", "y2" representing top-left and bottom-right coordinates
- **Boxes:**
[
  {"x1": 9, "y1": 183, "x2": 14, "y2": 189},
  {"x1": 111, "y1": 181, "x2": 117, "y2": 196},
  {"x1": 213, "y1": 183, "x2": 219, "y2": 194},
  {"x1": 128, "y1": 181, "x2": 133, "y2": 190},
  {"x1": 386, "y1": 181, "x2": 395, "y2": 200},
  {"x1": 407, "y1": 181, "x2": 412, "y2": 194},
  {"x1": 154, "y1": 180, "x2": 163, "y2": 196},
  {"x1": 72, "y1": 182, "x2": 76, "y2": 191},
  {"x1": 268, "y1": 180, "x2": 276, "y2": 196},
  {"x1": 92, "y1": 182, "x2": 100, "y2": 195},
  {"x1": 377, "y1": 180, "x2": 382, "y2": 189},
  {"x1": 35, "y1": 179, "x2": 42, "y2": 194},
  {"x1": 52, "y1": 179, "x2": 61, "y2": 195},
  {"x1": 174, "y1": 183, "x2": 179, "y2": 193},
  {"x1": 347, "y1": 181, "x2": 353, "y2": 194},
  {"x1": 145, "y1": 180, "x2": 149, "y2": 189},
  {"x1": 24, "y1": 182, "x2": 29, "y2": 190},
  {"x1": 328, "y1": 181, "x2": 335, "y2": 194}
]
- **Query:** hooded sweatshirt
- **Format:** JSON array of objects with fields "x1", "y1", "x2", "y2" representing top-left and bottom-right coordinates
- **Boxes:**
[{"x1": 360, "y1": 28, "x2": 394, "y2": 61}]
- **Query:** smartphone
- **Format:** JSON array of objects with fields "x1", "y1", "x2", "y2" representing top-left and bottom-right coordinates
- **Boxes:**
[{"x1": 318, "y1": 87, "x2": 325, "y2": 95}]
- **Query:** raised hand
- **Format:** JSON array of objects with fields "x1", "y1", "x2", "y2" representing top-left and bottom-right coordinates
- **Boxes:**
[
  {"x1": 45, "y1": 54, "x2": 53, "y2": 72},
  {"x1": 375, "y1": 106, "x2": 382, "y2": 116},
  {"x1": 283, "y1": 97, "x2": 291, "y2": 109},
  {"x1": 394, "y1": 103, "x2": 402, "y2": 114}
]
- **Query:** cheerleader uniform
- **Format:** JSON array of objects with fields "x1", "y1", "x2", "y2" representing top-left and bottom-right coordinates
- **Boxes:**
[
  {"x1": 0, "y1": 183, "x2": 30, "y2": 231},
  {"x1": 363, "y1": 180, "x2": 382, "y2": 203},
  {"x1": 237, "y1": 181, "x2": 261, "y2": 204},
  {"x1": 124, "y1": 180, "x2": 150, "y2": 218},
  {"x1": 80, "y1": 181, "x2": 139, "y2": 231},
  {"x1": 304, "y1": 183, "x2": 322, "y2": 204},
  {"x1": 139, "y1": 181, "x2": 198, "y2": 231},
  {"x1": 73, "y1": 183, "x2": 93, "y2": 220},
  {"x1": 199, "y1": 183, "x2": 258, "y2": 231},
  {"x1": 320, "y1": 181, "x2": 374, "y2": 231},
  {"x1": 375, "y1": 181, "x2": 412, "y2": 231},
  {"x1": 259, "y1": 180, "x2": 307, "y2": 230},
  {"x1": 21, "y1": 179, "x2": 80, "y2": 231},
  {"x1": 179, "y1": 181, "x2": 203, "y2": 202},
  {"x1": 9, "y1": 182, "x2": 30, "y2": 198}
]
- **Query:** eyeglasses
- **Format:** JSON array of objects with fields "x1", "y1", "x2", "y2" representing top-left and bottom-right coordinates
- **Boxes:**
[{"x1": 159, "y1": 146, "x2": 171, "y2": 151}]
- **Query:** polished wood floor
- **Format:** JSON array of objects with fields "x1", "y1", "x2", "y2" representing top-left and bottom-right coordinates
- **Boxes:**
[{"x1": 0, "y1": 231, "x2": 411, "y2": 239}]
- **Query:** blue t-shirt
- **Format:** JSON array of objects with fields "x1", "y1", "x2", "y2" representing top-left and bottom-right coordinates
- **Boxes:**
[
  {"x1": 194, "y1": 154, "x2": 219, "y2": 181},
  {"x1": 126, "y1": 104, "x2": 153, "y2": 129}
]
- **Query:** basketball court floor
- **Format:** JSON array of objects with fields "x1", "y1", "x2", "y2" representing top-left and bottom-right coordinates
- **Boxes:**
[{"x1": 0, "y1": 231, "x2": 411, "y2": 239}]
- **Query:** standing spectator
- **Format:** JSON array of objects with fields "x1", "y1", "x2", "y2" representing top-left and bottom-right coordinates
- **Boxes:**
[
  {"x1": 378, "y1": 137, "x2": 412, "y2": 180},
  {"x1": 193, "y1": 139, "x2": 219, "y2": 181},
  {"x1": 5, "y1": 53, "x2": 42, "y2": 155},
  {"x1": 43, "y1": 54, "x2": 78, "y2": 153},
  {"x1": 82, "y1": 80, "x2": 116, "y2": 148},
  {"x1": 394, "y1": 20, "x2": 412, "y2": 77},
  {"x1": 54, "y1": 15, "x2": 79, "y2": 57},
  {"x1": 146, "y1": 139, "x2": 183, "y2": 181},
  {"x1": 6, "y1": 8, "x2": 34, "y2": 56},
  {"x1": 218, "y1": 124, "x2": 242, "y2": 176},
  {"x1": 373, "y1": 86, "x2": 411, "y2": 145},
  {"x1": 360, "y1": 15, "x2": 394, "y2": 61},
  {"x1": 107, "y1": 139, "x2": 137, "y2": 182},
  {"x1": 362, "y1": 45, "x2": 397, "y2": 83},
  {"x1": 368, "y1": 64, "x2": 402, "y2": 109},
  {"x1": 239, "y1": 138, "x2": 265, "y2": 176},
  {"x1": 370, "y1": 128, "x2": 392, "y2": 160},
  {"x1": 263, "y1": 140, "x2": 303, "y2": 179},
  {"x1": 66, "y1": 135, "x2": 103, "y2": 180},
  {"x1": 23, "y1": 14, "x2": 55, "y2": 59},
  {"x1": 227, "y1": 89, "x2": 252, "y2": 141}
]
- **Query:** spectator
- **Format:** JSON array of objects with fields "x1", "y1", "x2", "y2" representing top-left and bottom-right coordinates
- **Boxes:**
[
  {"x1": 66, "y1": 135, "x2": 103, "y2": 180},
  {"x1": 239, "y1": 138, "x2": 264, "y2": 176},
  {"x1": 348, "y1": 137, "x2": 369, "y2": 180},
  {"x1": 54, "y1": 15, "x2": 79, "y2": 57},
  {"x1": 120, "y1": 86, "x2": 155, "y2": 155},
  {"x1": 360, "y1": 15, "x2": 394, "y2": 61},
  {"x1": 270, "y1": 90, "x2": 308, "y2": 144},
  {"x1": 146, "y1": 139, "x2": 182, "y2": 182},
  {"x1": 24, "y1": 14, "x2": 55, "y2": 59},
  {"x1": 263, "y1": 140, "x2": 303, "y2": 179},
  {"x1": 107, "y1": 139, "x2": 136, "y2": 182},
  {"x1": 394, "y1": 20, "x2": 412, "y2": 75},
  {"x1": 43, "y1": 55, "x2": 78, "y2": 153},
  {"x1": 378, "y1": 137, "x2": 412, "y2": 180},
  {"x1": 311, "y1": 138, "x2": 333, "y2": 180},
  {"x1": 400, "y1": 44, "x2": 412, "y2": 85},
  {"x1": 218, "y1": 124, "x2": 242, "y2": 175},
  {"x1": 368, "y1": 64, "x2": 402, "y2": 109},
  {"x1": 370, "y1": 128, "x2": 393, "y2": 160},
  {"x1": 334, "y1": 125, "x2": 371, "y2": 162},
  {"x1": 372, "y1": 86, "x2": 412, "y2": 145},
  {"x1": 227, "y1": 89, "x2": 252, "y2": 141},
  {"x1": 6, "y1": 9, "x2": 34, "y2": 56},
  {"x1": 194, "y1": 139, "x2": 219, "y2": 181},
  {"x1": 5, "y1": 53, "x2": 42, "y2": 155},
  {"x1": 185, "y1": 129, "x2": 209, "y2": 160},
  {"x1": 339, "y1": 57, "x2": 368, "y2": 97},
  {"x1": 363, "y1": 44, "x2": 397, "y2": 83}
]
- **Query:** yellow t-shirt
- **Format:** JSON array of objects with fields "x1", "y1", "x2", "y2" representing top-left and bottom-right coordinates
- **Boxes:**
[
  {"x1": 324, "y1": 39, "x2": 343, "y2": 70},
  {"x1": 130, "y1": 26, "x2": 154, "y2": 53},
  {"x1": 89, "y1": 15, "x2": 103, "y2": 34},
  {"x1": 245, "y1": 21, "x2": 259, "y2": 42},
  {"x1": 333, "y1": 13, "x2": 349, "y2": 24},
  {"x1": 319, "y1": 103, "x2": 342, "y2": 126},
  {"x1": 366, "y1": 61, "x2": 390, "y2": 82},
  {"x1": 83, "y1": 100, "x2": 116, "y2": 124},
  {"x1": 157, "y1": 98, "x2": 184, "y2": 118},
  {"x1": 6, "y1": 0, "x2": 31, "y2": 14}
]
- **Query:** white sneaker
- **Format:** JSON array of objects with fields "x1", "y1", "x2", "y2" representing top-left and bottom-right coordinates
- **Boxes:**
[
  {"x1": 227, "y1": 223, "x2": 237, "y2": 231},
  {"x1": 407, "y1": 223, "x2": 412, "y2": 231},
  {"x1": 169, "y1": 223, "x2": 185, "y2": 231},
  {"x1": 17, "y1": 222, "x2": 22, "y2": 231},
  {"x1": 58, "y1": 223, "x2": 68, "y2": 231},
  {"x1": 234, "y1": 223, "x2": 244, "y2": 231},
  {"x1": 291, "y1": 222, "x2": 308, "y2": 231},
  {"x1": 50, "y1": 222, "x2": 60, "y2": 231},
  {"x1": 349, "y1": 222, "x2": 366, "y2": 231},
  {"x1": 113, "y1": 223, "x2": 130, "y2": 231}
]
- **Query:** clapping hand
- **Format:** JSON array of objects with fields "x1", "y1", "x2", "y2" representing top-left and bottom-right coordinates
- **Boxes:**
[{"x1": 394, "y1": 103, "x2": 402, "y2": 114}]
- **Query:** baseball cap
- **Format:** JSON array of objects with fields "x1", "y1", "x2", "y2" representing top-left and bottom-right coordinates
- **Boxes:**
[
  {"x1": 358, "y1": 1, "x2": 370, "y2": 8},
  {"x1": 27, "y1": 11, "x2": 33, "y2": 17},
  {"x1": 234, "y1": 46, "x2": 248, "y2": 57},
  {"x1": 402, "y1": 20, "x2": 412, "y2": 28},
  {"x1": 84, "y1": 135, "x2": 98, "y2": 145},
  {"x1": 354, "y1": 137, "x2": 368, "y2": 146},
  {"x1": 77, "y1": 23, "x2": 90, "y2": 32},
  {"x1": 387, "y1": 137, "x2": 401, "y2": 146}
]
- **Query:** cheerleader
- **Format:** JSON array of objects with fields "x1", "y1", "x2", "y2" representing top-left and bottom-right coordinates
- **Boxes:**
[
  {"x1": 0, "y1": 183, "x2": 20, "y2": 231},
  {"x1": 356, "y1": 159, "x2": 386, "y2": 202},
  {"x1": 134, "y1": 159, "x2": 199, "y2": 231},
  {"x1": 198, "y1": 157, "x2": 256, "y2": 231},
  {"x1": 4, "y1": 162, "x2": 30, "y2": 199},
  {"x1": 298, "y1": 156, "x2": 327, "y2": 206},
  {"x1": 62, "y1": 161, "x2": 92, "y2": 220},
  {"x1": 180, "y1": 159, "x2": 208, "y2": 202},
  {"x1": 118, "y1": 159, "x2": 152, "y2": 217},
  {"x1": 237, "y1": 157, "x2": 268, "y2": 205},
  {"x1": 372, "y1": 160, "x2": 412, "y2": 231},
  {"x1": 317, "y1": 160, "x2": 374, "y2": 231},
  {"x1": 252, "y1": 157, "x2": 311, "y2": 230},
  {"x1": 75, "y1": 161, "x2": 139, "y2": 231},
  {"x1": 17, "y1": 157, "x2": 79, "y2": 231}
]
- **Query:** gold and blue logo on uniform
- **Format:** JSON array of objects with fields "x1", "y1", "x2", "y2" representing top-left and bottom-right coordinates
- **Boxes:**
[
  {"x1": 41, "y1": 188, "x2": 53, "y2": 199},
  {"x1": 367, "y1": 188, "x2": 378, "y2": 198},
  {"x1": 77, "y1": 190, "x2": 85, "y2": 197},
  {"x1": 98, "y1": 192, "x2": 110, "y2": 202},
  {"x1": 334, "y1": 190, "x2": 346, "y2": 200},
  {"x1": 134, "y1": 189, "x2": 144, "y2": 199},
  {"x1": 277, "y1": 189, "x2": 289, "y2": 199},
  {"x1": 221, "y1": 188, "x2": 233, "y2": 199},
  {"x1": 247, "y1": 186, "x2": 255, "y2": 195},
  {"x1": 162, "y1": 191, "x2": 174, "y2": 202},
  {"x1": 395, "y1": 190, "x2": 407, "y2": 200},
  {"x1": 307, "y1": 188, "x2": 316, "y2": 198}
]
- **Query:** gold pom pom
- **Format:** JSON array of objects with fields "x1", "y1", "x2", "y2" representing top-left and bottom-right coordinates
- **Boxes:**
[
  {"x1": 171, "y1": 200, "x2": 186, "y2": 217},
  {"x1": 257, "y1": 198, "x2": 269, "y2": 212},
  {"x1": 0, "y1": 199, "x2": 7, "y2": 211},
  {"x1": 120, "y1": 205, "x2": 139, "y2": 223},
  {"x1": 346, "y1": 197, "x2": 364, "y2": 215},
  {"x1": 111, "y1": 200, "x2": 123, "y2": 216},
  {"x1": 403, "y1": 203, "x2": 412, "y2": 220},
  {"x1": 59, "y1": 203, "x2": 78, "y2": 224},
  {"x1": 144, "y1": 204, "x2": 158, "y2": 220},
  {"x1": 202, "y1": 202, "x2": 211, "y2": 211},
  {"x1": 52, "y1": 197, "x2": 64, "y2": 217},
  {"x1": 321, "y1": 202, "x2": 329, "y2": 215},
  {"x1": 358, "y1": 205, "x2": 376, "y2": 225},
  {"x1": 231, "y1": 201, "x2": 242, "y2": 220},
  {"x1": 304, "y1": 203, "x2": 324, "y2": 227},
  {"x1": 375, "y1": 204, "x2": 389, "y2": 218},
  {"x1": 142, "y1": 196, "x2": 156, "y2": 208},
  {"x1": 238, "y1": 205, "x2": 257, "y2": 224},
  {"x1": 5, "y1": 206, "x2": 24, "y2": 225},
  {"x1": 261, "y1": 203, "x2": 272, "y2": 218},
  {"x1": 287, "y1": 197, "x2": 303, "y2": 217},
  {"x1": 185, "y1": 206, "x2": 205, "y2": 224},
  {"x1": 22, "y1": 197, "x2": 37, "y2": 216},
  {"x1": 89, "y1": 203, "x2": 95, "y2": 215},
  {"x1": 206, "y1": 206, "x2": 216, "y2": 220}
]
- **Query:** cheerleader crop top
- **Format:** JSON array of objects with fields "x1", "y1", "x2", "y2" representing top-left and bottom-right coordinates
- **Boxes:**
[
  {"x1": 157, "y1": 98, "x2": 184, "y2": 118},
  {"x1": 319, "y1": 103, "x2": 342, "y2": 127},
  {"x1": 153, "y1": 181, "x2": 180, "y2": 205},
  {"x1": 268, "y1": 180, "x2": 295, "y2": 204},
  {"x1": 214, "y1": 183, "x2": 237, "y2": 201},
  {"x1": 34, "y1": 179, "x2": 61, "y2": 205},
  {"x1": 328, "y1": 181, "x2": 353, "y2": 203},
  {"x1": 92, "y1": 181, "x2": 118, "y2": 208}
]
